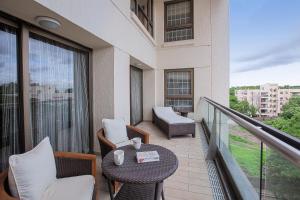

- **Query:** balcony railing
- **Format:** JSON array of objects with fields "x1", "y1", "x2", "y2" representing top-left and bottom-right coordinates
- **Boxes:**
[
  {"x1": 198, "y1": 97, "x2": 300, "y2": 200},
  {"x1": 131, "y1": 0, "x2": 153, "y2": 36}
]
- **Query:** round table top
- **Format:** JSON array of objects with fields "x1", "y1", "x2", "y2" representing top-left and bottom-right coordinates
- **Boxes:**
[{"x1": 101, "y1": 144, "x2": 178, "y2": 184}]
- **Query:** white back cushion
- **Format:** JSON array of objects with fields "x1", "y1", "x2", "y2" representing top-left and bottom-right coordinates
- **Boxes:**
[
  {"x1": 9, "y1": 137, "x2": 57, "y2": 200},
  {"x1": 102, "y1": 118, "x2": 129, "y2": 145}
]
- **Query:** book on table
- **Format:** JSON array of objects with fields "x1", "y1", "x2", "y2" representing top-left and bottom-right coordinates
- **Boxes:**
[{"x1": 136, "y1": 151, "x2": 160, "y2": 163}]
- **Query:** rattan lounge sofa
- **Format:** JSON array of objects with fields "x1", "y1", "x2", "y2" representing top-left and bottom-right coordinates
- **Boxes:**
[
  {"x1": 0, "y1": 152, "x2": 97, "y2": 200},
  {"x1": 152, "y1": 107, "x2": 195, "y2": 139}
]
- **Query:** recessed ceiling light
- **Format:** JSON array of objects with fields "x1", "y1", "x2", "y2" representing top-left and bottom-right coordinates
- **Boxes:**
[{"x1": 36, "y1": 16, "x2": 61, "y2": 29}]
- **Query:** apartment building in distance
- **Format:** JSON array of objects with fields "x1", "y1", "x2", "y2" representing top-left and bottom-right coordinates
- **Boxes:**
[{"x1": 236, "y1": 83, "x2": 300, "y2": 118}]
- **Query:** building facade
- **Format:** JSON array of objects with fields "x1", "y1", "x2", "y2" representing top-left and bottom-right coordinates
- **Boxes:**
[
  {"x1": 0, "y1": 0, "x2": 229, "y2": 153},
  {"x1": 235, "y1": 83, "x2": 300, "y2": 118}
]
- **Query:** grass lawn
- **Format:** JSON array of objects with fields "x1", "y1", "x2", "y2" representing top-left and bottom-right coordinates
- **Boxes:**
[{"x1": 229, "y1": 135, "x2": 262, "y2": 177}]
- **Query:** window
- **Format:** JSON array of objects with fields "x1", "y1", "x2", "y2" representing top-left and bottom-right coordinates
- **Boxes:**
[
  {"x1": 165, "y1": 0, "x2": 193, "y2": 42},
  {"x1": 0, "y1": 22, "x2": 21, "y2": 171},
  {"x1": 0, "y1": 15, "x2": 91, "y2": 171},
  {"x1": 29, "y1": 33, "x2": 90, "y2": 152},
  {"x1": 164, "y1": 69, "x2": 194, "y2": 112},
  {"x1": 131, "y1": 0, "x2": 154, "y2": 36}
]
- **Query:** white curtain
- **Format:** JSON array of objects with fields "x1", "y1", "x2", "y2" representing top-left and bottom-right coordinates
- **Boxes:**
[
  {"x1": 130, "y1": 67, "x2": 143, "y2": 125},
  {"x1": 29, "y1": 34, "x2": 90, "y2": 153},
  {"x1": 0, "y1": 24, "x2": 20, "y2": 170}
]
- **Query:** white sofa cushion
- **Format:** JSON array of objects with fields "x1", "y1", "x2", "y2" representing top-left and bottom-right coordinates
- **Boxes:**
[
  {"x1": 153, "y1": 107, "x2": 194, "y2": 124},
  {"x1": 8, "y1": 167, "x2": 18, "y2": 197},
  {"x1": 42, "y1": 175, "x2": 95, "y2": 200},
  {"x1": 8, "y1": 137, "x2": 57, "y2": 200},
  {"x1": 102, "y1": 118, "x2": 129, "y2": 145}
]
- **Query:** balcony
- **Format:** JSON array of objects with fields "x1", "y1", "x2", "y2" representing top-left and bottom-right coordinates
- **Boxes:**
[
  {"x1": 95, "y1": 98, "x2": 300, "y2": 200},
  {"x1": 131, "y1": 0, "x2": 154, "y2": 36},
  {"x1": 199, "y1": 97, "x2": 300, "y2": 199},
  {"x1": 98, "y1": 122, "x2": 214, "y2": 199}
]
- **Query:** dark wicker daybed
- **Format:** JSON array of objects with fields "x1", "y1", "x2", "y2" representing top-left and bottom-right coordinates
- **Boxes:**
[{"x1": 152, "y1": 107, "x2": 195, "y2": 139}]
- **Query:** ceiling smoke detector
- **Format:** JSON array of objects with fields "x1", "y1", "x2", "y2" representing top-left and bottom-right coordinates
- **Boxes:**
[{"x1": 36, "y1": 16, "x2": 61, "y2": 29}]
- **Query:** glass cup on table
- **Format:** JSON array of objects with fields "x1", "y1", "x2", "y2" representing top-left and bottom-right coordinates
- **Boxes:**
[
  {"x1": 131, "y1": 137, "x2": 142, "y2": 150},
  {"x1": 114, "y1": 150, "x2": 124, "y2": 166}
]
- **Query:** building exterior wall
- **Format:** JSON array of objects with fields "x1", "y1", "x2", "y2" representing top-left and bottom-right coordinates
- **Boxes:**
[
  {"x1": 155, "y1": 0, "x2": 229, "y2": 115},
  {"x1": 0, "y1": 0, "x2": 230, "y2": 152},
  {"x1": 235, "y1": 83, "x2": 300, "y2": 118},
  {"x1": 114, "y1": 47, "x2": 131, "y2": 124},
  {"x1": 34, "y1": 0, "x2": 157, "y2": 68}
]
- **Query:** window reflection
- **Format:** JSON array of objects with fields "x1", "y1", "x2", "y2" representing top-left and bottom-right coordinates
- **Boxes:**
[
  {"x1": 0, "y1": 24, "x2": 20, "y2": 171},
  {"x1": 29, "y1": 34, "x2": 89, "y2": 153}
]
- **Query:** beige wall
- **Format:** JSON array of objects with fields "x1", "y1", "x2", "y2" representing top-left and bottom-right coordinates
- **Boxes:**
[
  {"x1": 0, "y1": 0, "x2": 230, "y2": 151},
  {"x1": 114, "y1": 48, "x2": 131, "y2": 123},
  {"x1": 143, "y1": 69, "x2": 156, "y2": 121},
  {"x1": 92, "y1": 47, "x2": 115, "y2": 151},
  {"x1": 211, "y1": 0, "x2": 230, "y2": 106},
  {"x1": 34, "y1": 0, "x2": 157, "y2": 68},
  {"x1": 154, "y1": 0, "x2": 229, "y2": 113},
  {"x1": 92, "y1": 47, "x2": 131, "y2": 151}
]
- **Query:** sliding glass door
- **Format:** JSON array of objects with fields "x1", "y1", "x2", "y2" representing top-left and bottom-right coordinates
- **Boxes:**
[
  {"x1": 29, "y1": 33, "x2": 90, "y2": 153},
  {"x1": 0, "y1": 23, "x2": 20, "y2": 170},
  {"x1": 130, "y1": 66, "x2": 143, "y2": 125},
  {"x1": 0, "y1": 15, "x2": 91, "y2": 172}
]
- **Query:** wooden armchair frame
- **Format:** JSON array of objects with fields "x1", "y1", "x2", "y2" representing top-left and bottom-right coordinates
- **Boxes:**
[
  {"x1": 97, "y1": 125, "x2": 150, "y2": 159},
  {"x1": 0, "y1": 152, "x2": 97, "y2": 200}
]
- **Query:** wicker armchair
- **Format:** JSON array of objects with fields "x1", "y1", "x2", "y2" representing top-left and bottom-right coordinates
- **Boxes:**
[
  {"x1": 0, "y1": 152, "x2": 97, "y2": 200},
  {"x1": 97, "y1": 125, "x2": 150, "y2": 159}
]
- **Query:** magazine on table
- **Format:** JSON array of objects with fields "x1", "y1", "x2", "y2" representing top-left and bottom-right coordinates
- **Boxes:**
[{"x1": 136, "y1": 151, "x2": 160, "y2": 163}]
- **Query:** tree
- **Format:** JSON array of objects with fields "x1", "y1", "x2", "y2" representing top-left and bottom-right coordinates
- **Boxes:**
[
  {"x1": 229, "y1": 88, "x2": 258, "y2": 117},
  {"x1": 266, "y1": 96, "x2": 300, "y2": 139}
]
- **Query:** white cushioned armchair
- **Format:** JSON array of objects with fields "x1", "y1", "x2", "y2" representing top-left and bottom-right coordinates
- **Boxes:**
[{"x1": 0, "y1": 138, "x2": 97, "y2": 200}]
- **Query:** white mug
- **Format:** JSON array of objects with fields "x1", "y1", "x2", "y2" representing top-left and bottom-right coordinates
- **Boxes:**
[
  {"x1": 114, "y1": 150, "x2": 124, "y2": 166},
  {"x1": 132, "y1": 137, "x2": 142, "y2": 150}
]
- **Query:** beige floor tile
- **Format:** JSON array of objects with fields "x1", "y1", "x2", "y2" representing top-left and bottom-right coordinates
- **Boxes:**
[{"x1": 97, "y1": 122, "x2": 213, "y2": 200}]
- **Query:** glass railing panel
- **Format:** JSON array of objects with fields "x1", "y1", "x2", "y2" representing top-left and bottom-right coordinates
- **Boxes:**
[
  {"x1": 262, "y1": 144, "x2": 300, "y2": 200},
  {"x1": 219, "y1": 113, "x2": 261, "y2": 200},
  {"x1": 199, "y1": 99, "x2": 209, "y2": 124},
  {"x1": 199, "y1": 97, "x2": 300, "y2": 199},
  {"x1": 208, "y1": 104, "x2": 215, "y2": 133}
]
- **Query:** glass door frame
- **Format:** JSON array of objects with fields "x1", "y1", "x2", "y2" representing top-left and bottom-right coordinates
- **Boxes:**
[
  {"x1": 0, "y1": 12, "x2": 94, "y2": 153},
  {"x1": 130, "y1": 65, "x2": 143, "y2": 126}
]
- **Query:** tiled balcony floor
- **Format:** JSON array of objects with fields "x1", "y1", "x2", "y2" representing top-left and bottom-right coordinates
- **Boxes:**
[{"x1": 96, "y1": 122, "x2": 213, "y2": 200}]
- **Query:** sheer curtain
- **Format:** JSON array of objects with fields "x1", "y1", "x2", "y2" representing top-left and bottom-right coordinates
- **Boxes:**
[
  {"x1": 130, "y1": 67, "x2": 143, "y2": 125},
  {"x1": 29, "y1": 34, "x2": 90, "y2": 153},
  {"x1": 0, "y1": 24, "x2": 20, "y2": 170}
]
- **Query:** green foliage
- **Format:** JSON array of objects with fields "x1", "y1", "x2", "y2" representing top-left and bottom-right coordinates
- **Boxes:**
[
  {"x1": 279, "y1": 85, "x2": 300, "y2": 89},
  {"x1": 231, "y1": 86, "x2": 260, "y2": 90},
  {"x1": 229, "y1": 134, "x2": 261, "y2": 177},
  {"x1": 265, "y1": 96, "x2": 300, "y2": 139},
  {"x1": 265, "y1": 149, "x2": 300, "y2": 200},
  {"x1": 264, "y1": 96, "x2": 300, "y2": 199},
  {"x1": 228, "y1": 95, "x2": 300, "y2": 198},
  {"x1": 229, "y1": 88, "x2": 258, "y2": 117}
]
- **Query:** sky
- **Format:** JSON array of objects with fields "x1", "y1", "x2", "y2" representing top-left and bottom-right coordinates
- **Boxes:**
[{"x1": 230, "y1": 0, "x2": 300, "y2": 86}]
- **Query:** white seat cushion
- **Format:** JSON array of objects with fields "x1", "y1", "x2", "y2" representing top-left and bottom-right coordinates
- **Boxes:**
[
  {"x1": 153, "y1": 107, "x2": 194, "y2": 124},
  {"x1": 8, "y1": 137, "x2": 57, "y2": 200},
  {"x1": 42, "y1": 175, "x2": 95, "y2": 200},
  {"x1": 102, "y1": 118, "x2": 129, "y2": 145}
]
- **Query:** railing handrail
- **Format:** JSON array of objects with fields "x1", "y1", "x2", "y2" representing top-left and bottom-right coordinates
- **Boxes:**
[{"x1": 201, "y1": 97, "x2": 300, "y2": 167}]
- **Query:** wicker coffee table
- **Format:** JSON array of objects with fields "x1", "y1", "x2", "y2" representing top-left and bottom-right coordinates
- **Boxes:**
[{"x1": 102, "y1": 144, "x2": 178, "y2": 200}]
